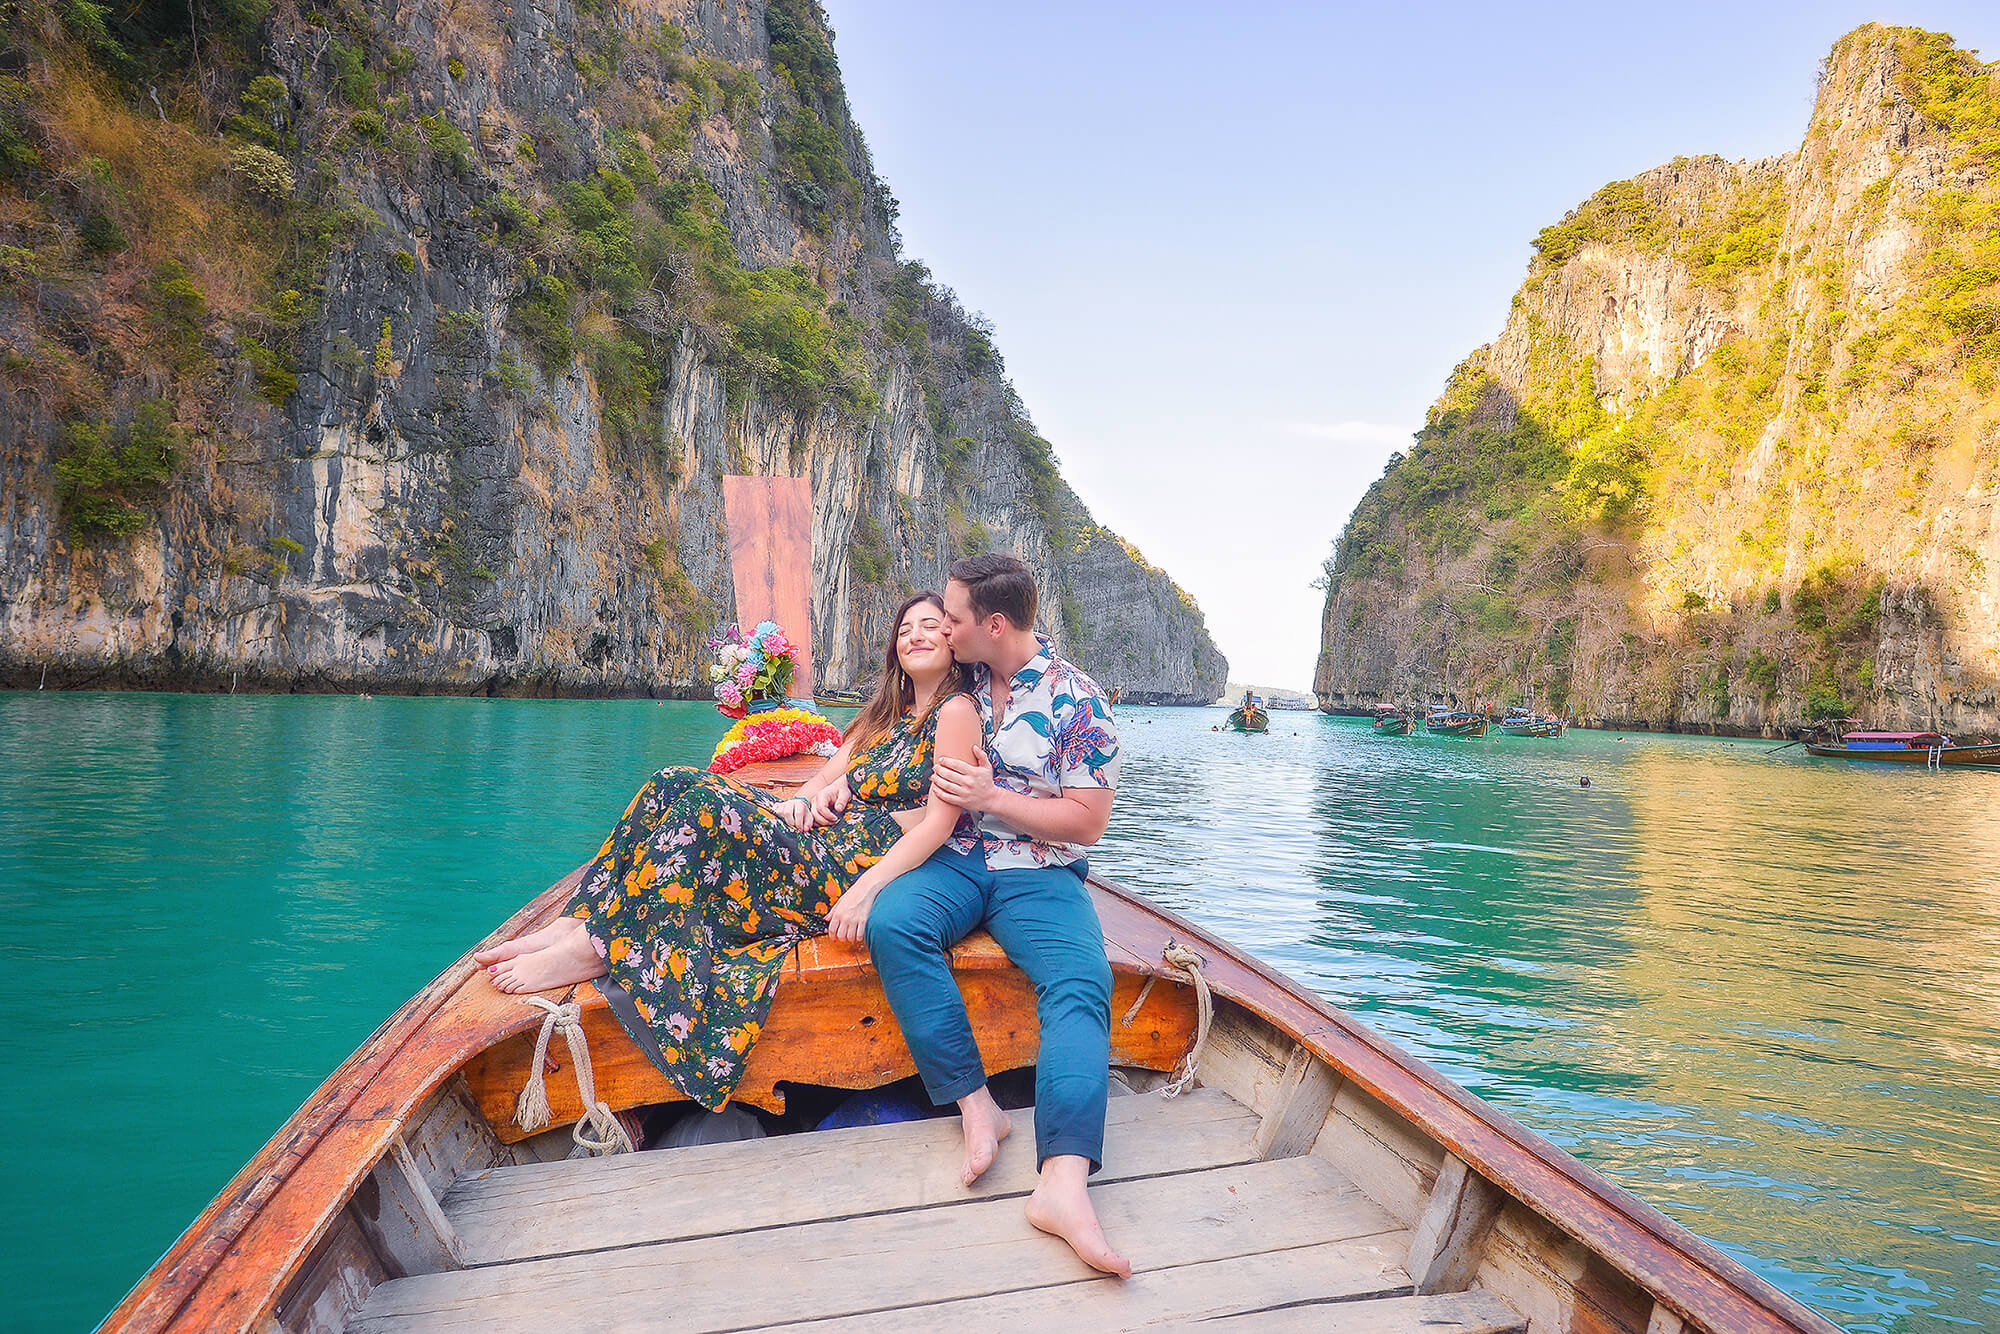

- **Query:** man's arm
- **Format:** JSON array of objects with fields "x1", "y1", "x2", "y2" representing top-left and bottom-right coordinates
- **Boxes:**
[{"x1": 931, "y1": 751, "x2": 1115, "y2": 846}]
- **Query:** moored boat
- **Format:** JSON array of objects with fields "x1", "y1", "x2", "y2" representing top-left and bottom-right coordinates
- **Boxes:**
[
  {"x1": 1425, "y1": 710, "x2": 1489, "y2": 738},
  {"x1": 1493, "y1": 713, "x2": 1567, "y2": 739},
  {"x1": 1803, "y1": 730, "x2": 2000, "y2": 768},
  {"x1": 1373, "y1": 709, "x2": 1416, "y2": 737},
  {"x1": 100, "y1": 750, "x2": 1842, "y2": 1334}
]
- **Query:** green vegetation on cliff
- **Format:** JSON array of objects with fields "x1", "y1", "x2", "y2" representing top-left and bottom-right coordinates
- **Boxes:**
[
  {"x1": 1318, "y1": 26, "x2": 2000, "y2": 732},
  {"x1": 1, "y1": 0, "x2": 1225, "y2": 700}
]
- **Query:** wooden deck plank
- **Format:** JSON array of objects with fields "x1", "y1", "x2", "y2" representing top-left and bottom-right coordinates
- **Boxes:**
[
  {"x1": 446, "y1": 1088, "x2": 1260, "y2": 1264},
  {"x1": 1197, "y1": 1288, "x2": 1528, "y2": 1333},
  {"x1": 352, "y1": 1157, "x2": 1403, "y2": 1333},
  {"x1": 742, "y1": 1238, "x2": 1414, "y2": 1332}
]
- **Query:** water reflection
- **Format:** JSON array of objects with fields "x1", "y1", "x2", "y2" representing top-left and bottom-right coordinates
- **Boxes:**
[
  {"x1": 3, "y1": 695, "x2": 1996, "y2": 1333},
  {"x1": 1100, "y1": 712, "x2": 2000, "y2": 1333}
]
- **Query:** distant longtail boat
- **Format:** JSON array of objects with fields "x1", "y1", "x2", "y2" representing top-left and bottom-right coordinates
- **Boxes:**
[
  {"x1": 1803, "y1": 730, "x2": 2000, "y2": 768},
  {"x1": 1425, "y1": 710, "x2": 1489, "y2": 738}
]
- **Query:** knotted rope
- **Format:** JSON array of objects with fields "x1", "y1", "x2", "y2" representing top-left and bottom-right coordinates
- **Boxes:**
[
  {"x1": 1120, "y1": 940, "x2": 1214, "y2": 1099},
  {"x1": 514, "y1": 996, "x2": 634, "y2": 1157}
]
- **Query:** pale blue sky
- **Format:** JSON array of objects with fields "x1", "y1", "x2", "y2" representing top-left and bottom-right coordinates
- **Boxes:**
[{"x1": 823, "y1": 3, "x2": 2000, "y2": 688}]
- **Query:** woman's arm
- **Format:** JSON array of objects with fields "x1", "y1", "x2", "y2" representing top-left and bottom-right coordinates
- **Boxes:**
[
  {"x1": 823, "y1": 697, "x2": 979, "y2": 941},
  {"x1": 796, "y1": 735, "x2": 857, "y2": 802},
  {"x1": 769, "y1": 735, "x2": 857, "y2": 830}
]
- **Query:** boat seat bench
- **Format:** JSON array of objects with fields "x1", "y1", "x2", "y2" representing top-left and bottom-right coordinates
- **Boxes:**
[{"x1": 349, "y1": 1087, "x2": 1525, "y2": 1333}]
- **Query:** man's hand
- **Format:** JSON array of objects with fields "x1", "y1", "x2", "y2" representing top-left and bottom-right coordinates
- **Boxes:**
[
  {"x1": 810, "y1": 777, "x2": 851, "y2": 826},
  {"x1": 773, "y1": 796, "x2": 814, "y2": 832},
  {"x1": 932, "y1": 750, "x2": 999, "y2": 812}
]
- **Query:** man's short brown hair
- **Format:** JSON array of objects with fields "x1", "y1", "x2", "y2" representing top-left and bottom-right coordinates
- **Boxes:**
[{"x1": 949, "y1": 552, "x2": 1038, "y2": 629}]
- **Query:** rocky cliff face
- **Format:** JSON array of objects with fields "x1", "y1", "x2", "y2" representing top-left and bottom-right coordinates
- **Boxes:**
[
  {"x1": 1315, "y1": 26, "x2": 2000, "y2": 734},
  {"x1": 0, "y1": 0, "x2": 1225, "y2": 702}
]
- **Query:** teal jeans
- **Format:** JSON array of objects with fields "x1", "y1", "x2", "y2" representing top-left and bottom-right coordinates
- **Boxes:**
[{"x1": 865, "y1": 843, "x2": 1112, "y2": 1171}]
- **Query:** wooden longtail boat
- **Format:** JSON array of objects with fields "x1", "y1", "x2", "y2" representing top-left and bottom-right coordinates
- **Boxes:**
[
  {"x1": 1227, "y1": 705, "x2": 1269, "y2": 733},
  {"x1": 1426, "y1": 711, "x2": 1489, "y2": 738},
  {"x1": 1373, "y1": 710, "x2": 1416, "y2": 737},
  {"x1": 1803, "y1": 730, "x2": 2000, "y2": 768},
  {"x1": 1492, "y1": 715, "x2": 1566, "y2": 739},
  {"x1": 101, "y1": 747, "x2": 1840, "y2": 1334}
]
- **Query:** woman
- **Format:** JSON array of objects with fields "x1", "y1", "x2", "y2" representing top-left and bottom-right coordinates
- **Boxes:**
[{"x1": 474, "y1": 592, "x2": 980, "y2": 1110}]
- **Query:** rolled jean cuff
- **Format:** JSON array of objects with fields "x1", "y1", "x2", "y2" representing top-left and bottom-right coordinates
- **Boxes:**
[
  {"x1": 1039, "y1": 1137, "x2": 1104, "y2": 1175},
  {"x1": 927, "y1": 1069, "x2": 988, "y2": 1106}
]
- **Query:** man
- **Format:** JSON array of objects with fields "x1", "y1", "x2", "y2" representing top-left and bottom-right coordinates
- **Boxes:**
[{"x1": 863, "y1": 552, "x2": 1129, "y2": 1277}]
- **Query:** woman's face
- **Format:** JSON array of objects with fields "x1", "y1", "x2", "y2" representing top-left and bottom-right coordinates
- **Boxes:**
[{"x1": 896, "y1": 602, "x2": 952, "y2": 677}]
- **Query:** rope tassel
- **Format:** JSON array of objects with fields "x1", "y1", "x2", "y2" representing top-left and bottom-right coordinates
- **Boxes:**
[
  {"x1": 514, "y1": 996, "x2": 635, "y2": 1157},
  {"x1": 1157, "y1": 940, "x2": 1213, "y2": 1099}
]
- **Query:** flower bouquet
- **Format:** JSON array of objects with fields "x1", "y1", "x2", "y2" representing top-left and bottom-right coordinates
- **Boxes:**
[
  {"x1": 708, "y1": 707, "x2": 844, "y2": 776},
  {"x1": 707, "y1": 620, "x2": 799, "y2": 720}
]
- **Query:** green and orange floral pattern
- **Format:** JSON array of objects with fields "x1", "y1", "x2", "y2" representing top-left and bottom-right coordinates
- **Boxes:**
[{"x1": 567, "y1": 700, "x2": 955, "y2": 1109}]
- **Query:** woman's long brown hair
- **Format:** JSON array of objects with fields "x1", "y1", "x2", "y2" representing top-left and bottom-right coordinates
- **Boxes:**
[{"x1": 845, "y1": 590, "x2": 975, "y2": 752}]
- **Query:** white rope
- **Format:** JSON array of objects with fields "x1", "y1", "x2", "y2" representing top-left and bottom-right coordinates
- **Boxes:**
[
  {"x1": 513, "y1": 996, "x2": 635, "y2": 1157},
  {"x1": 1118, "y1": 974, "x2": 1158, "y2": 1027},
  {"x1": 1157, "y1": 940, "x2": 1213, "y2": 1099}
]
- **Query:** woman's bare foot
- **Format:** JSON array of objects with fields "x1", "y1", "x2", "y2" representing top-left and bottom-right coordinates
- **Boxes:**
[
  {"x1": 1025, "y1": 1155, "x2": 1130, "y2": 1277},
  {"x1": 955, "y1": 1086, "x2": 1013, "y2": 1187},
  {"x1": 474, "y1": 917, "x2": 571, "y2": 966},
  {"x1": 489, "y1": 920, "x2": 607, "y2": 994}
]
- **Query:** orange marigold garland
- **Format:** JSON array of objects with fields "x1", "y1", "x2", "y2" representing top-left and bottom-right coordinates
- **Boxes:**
[{"x1": 708, "y1": 707, "x2": 844, "y2": 775}]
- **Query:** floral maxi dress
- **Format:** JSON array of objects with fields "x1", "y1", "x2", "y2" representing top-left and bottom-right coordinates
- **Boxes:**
[{"x1": 567, "y1": 705, "x2": 950, "y2": 1110}]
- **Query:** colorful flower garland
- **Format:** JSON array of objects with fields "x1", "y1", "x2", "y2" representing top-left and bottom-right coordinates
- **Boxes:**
[{"x1": 708, "y1": 707, "x2": 844, "y2": 775}]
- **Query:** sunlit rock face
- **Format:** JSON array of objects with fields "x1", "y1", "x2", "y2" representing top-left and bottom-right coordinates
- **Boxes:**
[
  {"x1": 0, "y1": 0, "x2": 1223, "y2": 701},
  {"x1": 1316, "y1": 26, "x2": 2000, "y2": 734}
]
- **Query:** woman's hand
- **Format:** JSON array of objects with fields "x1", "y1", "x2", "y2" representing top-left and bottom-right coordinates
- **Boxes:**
[
  {"x1": 810, "y1": 777, "x2": 851, "y2": 826},
  {"x1": 772, "y1": 796, "x2": 814, "y2": 832},
  {"x1": 825, "y1": 875, "x2": 880, "y2": 943}
]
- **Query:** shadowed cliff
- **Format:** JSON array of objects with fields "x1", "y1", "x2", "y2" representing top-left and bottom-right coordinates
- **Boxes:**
[{"x1": 0, "y1": 0, "x2": 1226, "y2": 701}]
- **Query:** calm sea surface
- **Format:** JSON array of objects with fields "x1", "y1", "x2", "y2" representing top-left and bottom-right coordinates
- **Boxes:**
[{"x1": 2, "y1": 693, "x2": 1996, "y2": 1332}]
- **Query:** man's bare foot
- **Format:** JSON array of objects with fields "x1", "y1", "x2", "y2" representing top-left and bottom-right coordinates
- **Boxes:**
[
  {"x1": 955, "y1": 1086, "x2": 1013, "y2": 1187},
  {"x1": 474, "y1": 917, "x2": 571, "y2": 965},
  {"x1": 1025, "y1": 1155, "x2": 1130, "y2": 1278},
  {"x1": 489, "y1": 920, "x2": 607, "y2": 994}
]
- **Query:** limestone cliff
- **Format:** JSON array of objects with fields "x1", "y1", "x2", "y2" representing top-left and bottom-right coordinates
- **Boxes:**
[
  {"x1": 0, "y1": 0, "x2": 1226, "y2": 701},
  {"x1": 1315, "y1": 26, "x2": 2000, "y2": 734}
]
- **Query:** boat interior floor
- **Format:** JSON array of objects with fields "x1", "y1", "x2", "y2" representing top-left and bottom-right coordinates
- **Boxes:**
[{"x1": 349, "y1": 1086, "x2": 1526, "y2": 1333}]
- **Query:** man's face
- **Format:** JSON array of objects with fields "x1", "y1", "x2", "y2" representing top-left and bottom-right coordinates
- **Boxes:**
[{"x1": 941, "y1": 580, "x2": 986, "y2": 663}]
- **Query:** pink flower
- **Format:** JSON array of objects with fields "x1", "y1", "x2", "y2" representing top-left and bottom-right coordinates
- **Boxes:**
[
  {"x1": 735, "y1": 662, "x2": 757, "y2": 689},
  {"x1": 717, "y1": 680, "x2": 744, "y2": 708},
  {"x1": 763, "y1": 631, "x2": 794, "y2": 656}
]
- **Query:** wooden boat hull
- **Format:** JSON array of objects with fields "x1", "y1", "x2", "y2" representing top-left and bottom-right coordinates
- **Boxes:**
[
  {"x1": 1425, "y1": 718, "x2": 1489, "y2": 737},
  {"x1": 1373, "y1": 716, "x2": 1415, "y2": 736},
  {"x1": 1494, "y1": 721, "x2": 1565, "y2": 738},
  {"x1": 1803, "y1": 741, "x2": 2000, "y2": 766},
  {"x1": 103, "y1": 753, "x2": 1841, "y2": 1334},
  {"x1": 1227, "y1": 709, "x2": 1268, "y2": 733}
]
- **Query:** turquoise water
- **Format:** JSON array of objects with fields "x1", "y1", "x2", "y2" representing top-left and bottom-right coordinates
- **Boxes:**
[{"x1": 3, "y1": 694, "x2": 1996, "y2": 1332}]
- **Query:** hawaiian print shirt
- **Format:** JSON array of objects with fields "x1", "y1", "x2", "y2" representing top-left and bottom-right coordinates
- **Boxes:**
[{"x1": 951, "y1": 634, "x2": 1120, "y2": 870}]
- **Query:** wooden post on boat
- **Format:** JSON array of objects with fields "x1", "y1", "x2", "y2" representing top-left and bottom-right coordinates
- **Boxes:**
[{"x1": 720, "y1": 475, "x2": 815, "y2": 698}]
